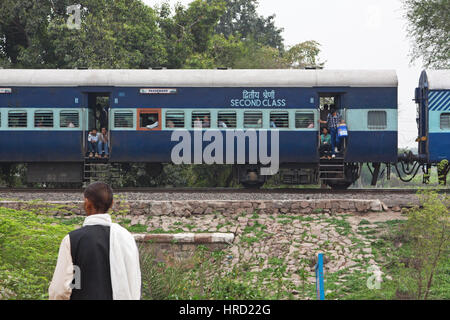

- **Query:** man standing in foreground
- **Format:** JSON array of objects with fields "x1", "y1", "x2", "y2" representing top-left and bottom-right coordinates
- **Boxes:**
[{"x1": 49, "y1": 182, "x2": 141, "y2": 300}]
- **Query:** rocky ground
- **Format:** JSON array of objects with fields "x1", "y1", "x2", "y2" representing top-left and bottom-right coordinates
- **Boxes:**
[
  {"x1": 0, "y1": 190, "x2": 424, "y2": 208},
  {"x1": 0, "y1": 191, "x2": 417, "y2": 299},
  {"x1": 112, "y1": 208, "x2": 407, "y2": 298}
]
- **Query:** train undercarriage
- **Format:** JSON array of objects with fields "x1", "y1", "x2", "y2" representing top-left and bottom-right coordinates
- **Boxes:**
[{"x1": 1, "y1": 156, "x2": 448, "y2": 190}]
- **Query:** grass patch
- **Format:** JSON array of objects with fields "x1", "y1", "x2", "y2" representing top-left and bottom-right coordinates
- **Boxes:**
[{"x1": 0, "y1": 208, "x2": 77, "y2": 299}]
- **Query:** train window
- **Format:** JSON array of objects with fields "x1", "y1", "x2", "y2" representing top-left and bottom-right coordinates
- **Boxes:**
[
  {"x1": 60, "y1": 111, "x2": 79, "y2": 128},
  {"x1": 368, "y1": 111, "x2": 387, "y2": 130},
  {"x1": 192, "y1": 112, "x2": 211, "y2": 129},
  {"x1": 165, "y1": 112, "x2": 185, "y2": 128},
  {"x1": 295, "y1": 112, "x2": 315, "y2": 129},
  {"x1": 140, "y1": 112, "x2": 160, "y2": 130},
  {"x1": 244, "y1": 111, "x2": 263, "y2": 129},
  {"x1": 8, "y1": 111, "x2": 27, "y2": 128},
  {"x1": 441, "y1": 113, "x2": 450, "y2": 130},
  {"x1": 270, "y1": 112, "x2": 289, "y2": 128},
  {"x1": 218, "y1": 112, "x2": 237, "y2": 129},
  {"x1": 34, "y1": 111, "x2": 53, "y2": 128},
  {"x1": 114, "y1": 112, "x2": 133, "y2": 128}
]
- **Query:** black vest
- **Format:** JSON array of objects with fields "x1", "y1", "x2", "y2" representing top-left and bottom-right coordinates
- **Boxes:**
[{"x1": 69, "y1": 225, "x2": 113, "y2": 300}]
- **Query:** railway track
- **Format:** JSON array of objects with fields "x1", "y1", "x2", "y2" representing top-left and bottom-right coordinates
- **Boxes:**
[{"x1": 0, "y1": 187, "x2": 447, "y2": 194}]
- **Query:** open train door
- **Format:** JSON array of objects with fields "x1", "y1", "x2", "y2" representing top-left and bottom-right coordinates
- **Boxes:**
[
  {"x1": 108, "y1": 107, "x2": 113, "y2": 157},
  {"x1": 81, "y1": 106, "x2": 88, "y2": 157},
  {"x1": 415, "y1": 85, "x2": 428, "y2": 160}
]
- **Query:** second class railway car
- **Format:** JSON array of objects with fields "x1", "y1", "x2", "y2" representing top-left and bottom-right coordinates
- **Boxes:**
[{"x1": 0, "y1": 68, "x2": 447, "y2": 188}]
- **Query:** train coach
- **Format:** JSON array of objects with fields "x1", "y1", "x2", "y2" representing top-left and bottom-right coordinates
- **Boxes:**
[
  {"x1": 415, "y1": 70, "x2": 450, "y2": 163},
  {"x1": 0, "y1": 69, "x2": 403, "y2": 188}
]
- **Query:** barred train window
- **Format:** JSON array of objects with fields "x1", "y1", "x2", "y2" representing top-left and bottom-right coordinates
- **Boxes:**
[
  {"x1": 166, "y1": 112, "x2": 185, "y2": 128},
  {"x1": 114, "y1": 112, "x2": 133, "y2": 128},
  {"x1": 218, "y1": 112, "x2": 237, "y2": 129},
  {"x1": 8, "y1": 111, "x2": 27, "y2": 128},
  {"x1": 270, "y1": 112, "x2": 289, "y2": 128},
  {"x1": 368, "y1": 111, "x2": 387, "y2": 130},
  {"x1": 244, "y1": 111, "x2": 263, "y2": 129},
  {"x1": 295, "y1": 112, "x2": 315, "y2": 129},
  {"x1": 192, "y1": 111, "x2": 211, "y2": 129},
  {"x1": 441, "y1": 113, "x2": 450, "y2": 130},
  {"x1": 60, "y1": 111, "x2": 79, "y2": 128},
  {"x1": 34, "y1": 111, "x2": 53, "y2": 128}
]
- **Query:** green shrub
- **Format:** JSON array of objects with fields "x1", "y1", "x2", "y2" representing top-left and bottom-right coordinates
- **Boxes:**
[
  {"x1": 397, "y1": 191, "x2": 450, "y2": 299},
  {"x1": 0, "y1": 208, "x2": 75, "y2": 299}
]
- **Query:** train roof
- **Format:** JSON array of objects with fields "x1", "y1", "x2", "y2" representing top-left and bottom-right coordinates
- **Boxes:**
[
  {"x1": 421, "y1": 70, "x2": 450, "y2": 90},
  {"x1": 0, "y1": 69, "x2": 398, "y2": 88}
]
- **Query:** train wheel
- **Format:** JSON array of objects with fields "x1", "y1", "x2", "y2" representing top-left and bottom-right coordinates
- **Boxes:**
[
  {"x1": 242, "y1": 182, "x2": 265, "y2": 189},
  {"x1": 326, "y1": 181, "x2": 353, "y2": 190},
  {"x1": 145, "y1": 163, "x2": 163, "y2": 178}
]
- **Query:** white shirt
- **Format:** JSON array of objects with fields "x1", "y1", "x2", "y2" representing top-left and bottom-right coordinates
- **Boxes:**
[
  {"x1": 49, "y1": 214, "x2": 141, "y2": 300},
  {"x1": 146, "y1": 122, "x2": 159, "y2": 129},
  {"x1": 88, "y1": 133, "x2": 99, "y2": 142}
]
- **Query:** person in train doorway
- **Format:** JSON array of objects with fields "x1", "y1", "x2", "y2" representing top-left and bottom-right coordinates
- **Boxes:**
[
  {"x1": 98, "y1": 128, "x2": 110, "y2": 159},
  {"x1": 99, "y1": 104, "x2": 109, "y2": 130},
  {"x1": 319, "y1": 106, "x2": 342, "y2": 158},
  {"x1": 320, "y1": 127, "x2": 332, "y2": 159},
  {"x1": 49, "y1": 182, "x2": 141, "y2": 300},
  {"x1": 88, "y1": 129, "x2": 100, "y2": 159},
  {"x1": 320, "y1": 104, "x2": 329, "y2": 130}
]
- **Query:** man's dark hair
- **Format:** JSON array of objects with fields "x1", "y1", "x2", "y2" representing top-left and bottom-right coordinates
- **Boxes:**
[{"x1": 84, "y1": 182, "x2": 114, "y2": 213}]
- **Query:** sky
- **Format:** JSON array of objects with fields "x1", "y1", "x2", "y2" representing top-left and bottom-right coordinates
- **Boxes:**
[{"x1": 144, "y1": 0, "x2": 424, "y2": 148}]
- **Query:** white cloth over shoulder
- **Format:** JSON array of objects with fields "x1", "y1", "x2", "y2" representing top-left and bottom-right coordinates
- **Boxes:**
[{"x1": 83, "y1": 214, "x2": 141, "y2": 300}]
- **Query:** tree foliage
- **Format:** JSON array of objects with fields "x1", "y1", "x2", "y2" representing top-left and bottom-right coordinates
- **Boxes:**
[
  {"x1": 215, "y1": 0, "x2": 284, "y2": 50},
  {"x1": 399, "y1": 191, "x2": 450, "y2": 299},
  {"x1": 403, "y1": 0, "x2": 450, "y2": 68},
  {"x1": 0, "y1": 0, "x2": 324, "y2": 70},
  {"x1": 0, "y1": 0, "x2": 167, "y2": 68}
]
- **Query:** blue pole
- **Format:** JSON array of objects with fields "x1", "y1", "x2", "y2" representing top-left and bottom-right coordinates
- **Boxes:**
[{"x1": 315, "y1": 253, "x2": 325, "y2": 300}]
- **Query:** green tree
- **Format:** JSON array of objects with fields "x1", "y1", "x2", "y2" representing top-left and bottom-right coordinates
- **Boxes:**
[
  {"x1": 400, "y1": 191, "x2": 450, "y2": 299},
  {"x1": 156, "y1": 0, "x2": 227, "y2": 69},
  {"x1": 0, "y1": 0, "x2": 168, "y2": 68},
  {"x1": 0, "y1": 0, "x2": 68, "y2": 67},
  {"x1": 403, "y1": 0, "x2": 450, "y2": 68},
  {"x1": 284, "y1": 41, "x2": 325, "y2": 69},
  {"x1": 216, "y1": 0, "x2": 284, "y2": 50}
]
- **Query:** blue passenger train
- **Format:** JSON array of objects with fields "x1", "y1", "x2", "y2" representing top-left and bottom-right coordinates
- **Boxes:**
[
  {"x1": 0, "y1": 69, "x2": 448, "y2": 188},
  {"x1": 415, "y1": 70, "x2": 450, "y2": 163}
]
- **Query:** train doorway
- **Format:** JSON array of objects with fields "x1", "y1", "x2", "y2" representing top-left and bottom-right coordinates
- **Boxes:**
[
  {"x1": 84, "y1": 92, "x2": 111, "y2": 159},
  {"x1": 318, "y1": 93, "x2": 347, "y2": 157}
]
